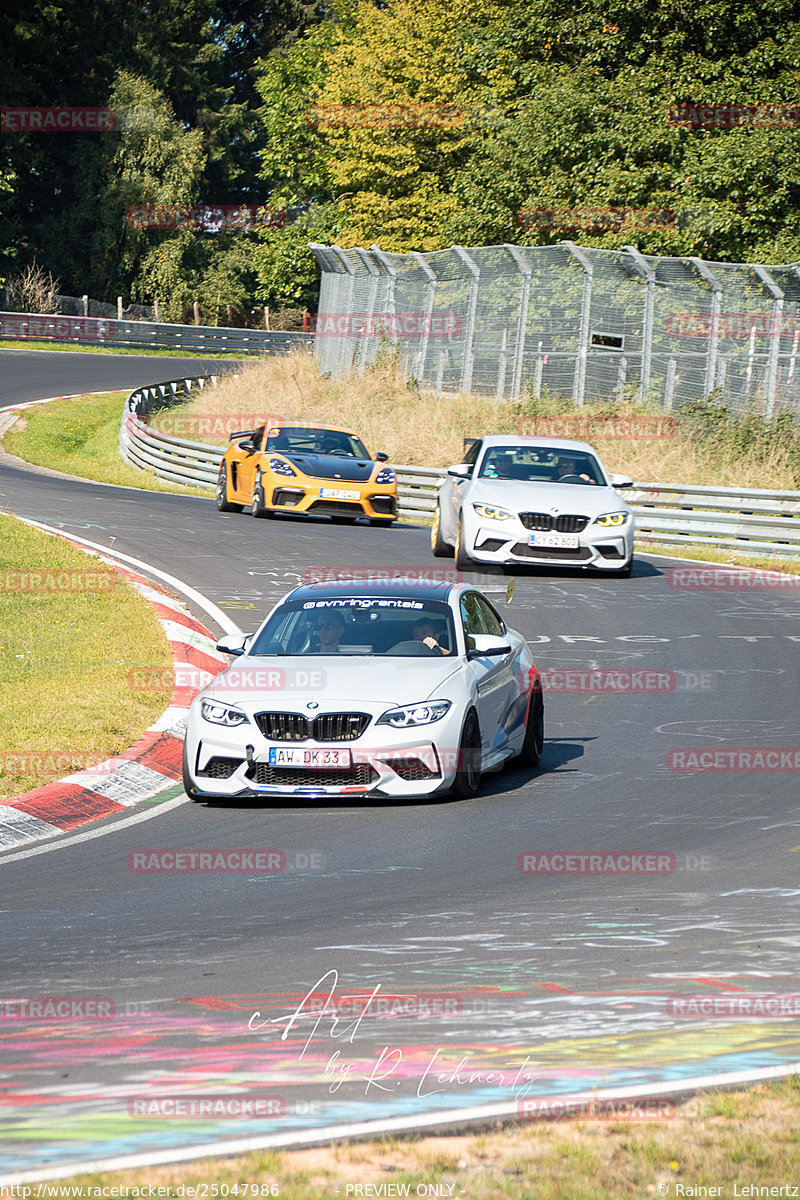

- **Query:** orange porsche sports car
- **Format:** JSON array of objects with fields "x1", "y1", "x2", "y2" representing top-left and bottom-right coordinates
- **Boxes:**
[{"x1": 215, "y1": 421, "x2": 398, "y2": 525}]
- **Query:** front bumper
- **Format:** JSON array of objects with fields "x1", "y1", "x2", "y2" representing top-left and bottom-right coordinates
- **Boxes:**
[
  {"x1": 465, "y1": 513, "x2": 635, "y2": 569},
  {"x1": 185, "y1": 710, "x2": 466, "y2": 799},
  {"x1": 267, "y1": 478, "x2": 397, "y2": 520}
]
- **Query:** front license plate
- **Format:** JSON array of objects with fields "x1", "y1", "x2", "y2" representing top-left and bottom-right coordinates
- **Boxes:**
[
  {"x1": 529, "y1": 532, "x2": 579, "y2": 549},
  {"x1": 320, "y1": 487, "x2": 360, "y2": 500},
  {"x1": 268, "y1": 747, "x2": 352, "y2": 768}
]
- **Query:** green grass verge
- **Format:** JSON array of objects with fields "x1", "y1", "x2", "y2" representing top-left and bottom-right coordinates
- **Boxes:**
[
  {"x1": 0, "y1": 513, "x2": 173, "y2": 798},
  {"x1": 3, "y1": 391, "x2": 210, "y2": 495},
  {"x1": 638, "y1": 542, "x2": 800, "y2": 574},
  {"x1": 30, "y1": 1078, "x2": 800, "y2": 1199},
  {"x1": 0, "y1": 338, "x2": 245, "y2": 358}
]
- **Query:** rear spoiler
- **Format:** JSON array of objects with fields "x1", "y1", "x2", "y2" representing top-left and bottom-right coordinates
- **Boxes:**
[
  {"x1": 229, "y1": 429, "x2": 259, "y2": 440},
  {"x1": 463, "y1": 436, "x2": 480, "y2": 454}
]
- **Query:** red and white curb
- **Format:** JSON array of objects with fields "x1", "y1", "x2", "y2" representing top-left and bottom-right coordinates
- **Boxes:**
[{"x1": 0, "y1": 546, "x2": 228, "y2": 850}]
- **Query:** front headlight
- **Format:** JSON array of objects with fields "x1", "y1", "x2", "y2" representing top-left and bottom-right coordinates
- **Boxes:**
[
  {"x1": 269, "y1": 457, "x2": 297, "y2": 476},
  {"x1": 376, "y1": 699, "x2": 452, "y2": 728},
  {"x1": 594, "y1": 511, "x2": 628, "y2": 527},
  {"x1": 374, "y1": 466, "x2": 395, "y2": 485},
  {"x1": 473, "y1": 503, "x2": 512, "y2": 521},
  {"x1": 200, "y1": 699, "x2": 250, "y2": 727}
]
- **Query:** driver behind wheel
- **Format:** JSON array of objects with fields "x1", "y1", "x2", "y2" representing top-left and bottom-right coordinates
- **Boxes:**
[
  {"x1": 413, "y1": 617, "x2": 451, "y2": 655},
  {"x1": 555, "y1": 456, "x2": 593, "y2": 483}
]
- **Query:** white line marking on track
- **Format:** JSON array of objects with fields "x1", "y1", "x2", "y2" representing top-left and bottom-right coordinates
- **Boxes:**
[
  {"x1": 1, "y1": 1063, "x2": 797, "y2": 1185},
  {"x1": 0, "y1": 794, "x2": 188, "y2": 867}
]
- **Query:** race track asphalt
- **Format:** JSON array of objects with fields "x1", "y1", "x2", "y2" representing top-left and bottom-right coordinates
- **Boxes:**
[{"x1": 1, "y1": 350, "x2": 799, "y2": 1178}]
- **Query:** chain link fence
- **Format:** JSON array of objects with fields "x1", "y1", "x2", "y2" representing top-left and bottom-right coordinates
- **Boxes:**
[{"x1": 309, "y1": 242, "x2": 800, "y2": 415}]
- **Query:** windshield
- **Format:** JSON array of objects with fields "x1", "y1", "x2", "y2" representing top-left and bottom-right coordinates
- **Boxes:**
[
  {"x1": 265, "y1": 426, "x2": 370, "y2": 459},
  {"x1": 249, "y1": 598, "x2": 456, "y2": 657},
  {"x1": 478, "y1": 445, "x2": 605, "y2": 485}
]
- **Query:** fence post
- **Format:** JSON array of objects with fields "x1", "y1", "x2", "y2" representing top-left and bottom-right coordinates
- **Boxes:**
[
  {"x1": 688, "y1": 257, "x2": 722, "y2": 396},
  {"x1": 496, "y1": 329, "x2": 508, "y2": 399},
  {"x1": 664, "y1": 357, "x2": 677, "y2": 410},
  {"x1": 354, "y1": 247, "x2": 381, "y2": 372},
  {"x1": 533, "y1": 340, "x2": 544, "y2": 398},
  {"x1": 331, "y1": 245, "x2": 359, "y2": 377},
  {"x1": 370, "y1": 245, "x2": 399, "y2": 370},
  {"x1": 504, "y1": 244, "x2": 532, "y2": 401},
  {"x1": 452, "y1": 246, "x2": 480, "y2": 395},
  {"x1": 117, "y1": 296, "x2": 123, "y2": 320},
  {"x1": 753, "y1": 264, "x2": 784, "y2": 417},
  {"x1": 623, "y1": 245, "x2": 654, "y2": 404},
  {"x1": 410, "y1": 251, "x2": 437, "y2": 385},
  {"x1": 563, "y1": 241, "x2": 593, "y2": 408}
]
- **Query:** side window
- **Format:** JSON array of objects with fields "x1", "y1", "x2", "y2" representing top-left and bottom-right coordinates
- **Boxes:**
[
  {"x1": 460, "y1": 592, "x2": 489, "y2": 640},
  {"x1": 475, "y1": 595, "x2": 505, "y2": 637},
  {"x1": 462, "y1": 439, "x2": 482, "y2": 474}
]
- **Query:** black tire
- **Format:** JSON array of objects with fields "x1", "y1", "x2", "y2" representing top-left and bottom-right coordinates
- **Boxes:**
[
  {"x1": 250, "y1": 470, "x2": 273, "y2": 519},
  {"x1": 454, "y1": 516, "x2": 473, "y2": 571},
  {"x1": 616, "y1": 554, "x2": 634, "y2": 578},
  {"x1": 431, "y1": 505, "x2": 452, "y2": 557},
  {"x1": 370, "y1": 518, "x2": 394, "y2": 528},
  {"x1": 518, "y1": 688, "x2": 544, "y2": 767},
  {"x1": 451, "y1": 710, "x2": 482, "y2": 798},
  {"x1": 216, "y1": 463, "x2": 243, "y2": 513}
]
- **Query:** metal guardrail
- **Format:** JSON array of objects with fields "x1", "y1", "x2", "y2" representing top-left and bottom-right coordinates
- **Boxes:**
[
  {"x1": 119, "y1": 375, "x2": 800, "y2": 556},
  {"x1": 0, "y1": 310, "x2": 313, "y2": 356}
]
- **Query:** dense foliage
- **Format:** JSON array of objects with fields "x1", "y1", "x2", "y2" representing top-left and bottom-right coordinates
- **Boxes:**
[{"x1": 3, "y1": 0, "x2": 800, "y2": 322}]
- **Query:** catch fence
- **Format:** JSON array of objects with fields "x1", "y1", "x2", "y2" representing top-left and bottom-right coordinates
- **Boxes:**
[{"x1": 309, "y1": 242, "x2": 800, "y2": 415}]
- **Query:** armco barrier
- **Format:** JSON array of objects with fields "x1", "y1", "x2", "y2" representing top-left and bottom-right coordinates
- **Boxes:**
[
  {"x1": 119, "y1": 377, "x2": 800, "y2": 555},
  {"x1": 0, "y1": 309, "x2": 313, "y2": 356}
]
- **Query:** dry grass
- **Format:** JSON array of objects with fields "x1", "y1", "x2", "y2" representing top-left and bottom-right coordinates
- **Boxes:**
[
  {"x1": 150, "y1": 349, "x2": 800, "y2": 488},
  {"x1": 37, "y1": 1078, "x2": 800, "y2": 1199}
]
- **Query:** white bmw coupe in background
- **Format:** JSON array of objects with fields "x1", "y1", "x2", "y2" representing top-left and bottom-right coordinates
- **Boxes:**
[{"x1": 431, "y1": 435, "x2": 636, "y2": 575}]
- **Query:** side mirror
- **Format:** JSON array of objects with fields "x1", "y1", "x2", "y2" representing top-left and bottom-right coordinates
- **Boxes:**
[
  {"x1": 610, "y1": 473, "x2": 634, "y2": 488},
  {"x1": 467, "y1": 633, "x2": 512, "y2": 659},
  {"x1": 447, "y1": 463, "x2": 472, "y2": 479},
  {"x1": 376, "y1": 451, "x2": 389, "y2": 462},
  {"x1": 216, "y1": 633, "x2": 252, "y2": 657},
  {"x1": 238, "y1": 439, "x2": 256, "y2": 455}
]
